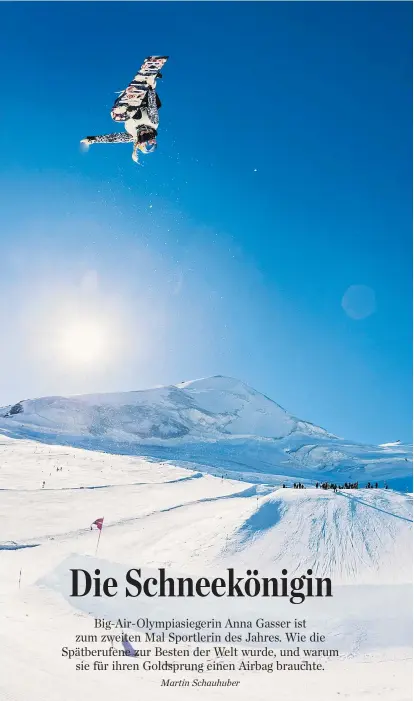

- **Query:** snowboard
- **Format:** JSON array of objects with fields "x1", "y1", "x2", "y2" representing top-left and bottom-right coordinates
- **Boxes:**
[{"x1": 111, "y1": 55, "x2": 168, "y2": 123}]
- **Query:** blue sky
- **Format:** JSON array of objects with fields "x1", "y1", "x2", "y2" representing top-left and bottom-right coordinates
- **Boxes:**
[{"x1": 0, "y1": 1, "x2": 412, "y2": 444}]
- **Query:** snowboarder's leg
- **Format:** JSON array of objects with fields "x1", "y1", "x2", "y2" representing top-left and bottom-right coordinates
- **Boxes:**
[{"x1": 146, "y1": 88, "x2": 160, "y2": 127}]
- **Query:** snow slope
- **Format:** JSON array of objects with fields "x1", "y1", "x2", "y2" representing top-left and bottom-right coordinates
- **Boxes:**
[
  {"x1": 0, "y1": 435, "x2": 412, "y2": 701},
  {"x1": 1, "y1": 434, "x2": 411, "y2": 583},
  {"x1": 1, "y1": 375, "x2": 412, "y2": 490}
]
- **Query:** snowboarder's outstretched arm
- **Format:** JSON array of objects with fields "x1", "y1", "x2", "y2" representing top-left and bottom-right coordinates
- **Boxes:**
[{"x1": 81, "y1": 133, "x2": 134, "y2": 145}]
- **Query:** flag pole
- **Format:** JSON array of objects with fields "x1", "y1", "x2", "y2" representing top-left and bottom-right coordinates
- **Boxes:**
[
  {"x1": 95, "y1": 528, "x2": 102, "y2": 557},
  {"x1": 91, "y1": 517, "x2": 104, "y2": 557}
]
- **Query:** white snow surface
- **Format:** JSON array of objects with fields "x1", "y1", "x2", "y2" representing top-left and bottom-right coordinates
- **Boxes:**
[{"x1": 0, "y1": 376, "x2": 412, "y2": 700}]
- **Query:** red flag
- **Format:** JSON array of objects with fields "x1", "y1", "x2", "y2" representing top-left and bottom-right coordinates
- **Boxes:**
[{"x1": 91, "y1": 517, "x2": 104, "y2": 531}]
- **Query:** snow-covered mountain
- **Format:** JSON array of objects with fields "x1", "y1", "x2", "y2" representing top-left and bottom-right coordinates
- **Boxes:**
[
  {"x1": 1, "y1": 375, "x2": 328, "y2": 441},
  {"x1": 1, "y1": 375, "x2": 412, "y2": 489},
  {"x1": 0, "y1": 377, "x2": 412, "y2": 701}
]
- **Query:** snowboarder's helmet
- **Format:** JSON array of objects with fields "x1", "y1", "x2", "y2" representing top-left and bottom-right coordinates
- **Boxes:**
[{"x1": 138, "y1": 138, "x2": 157, "y2": 154}]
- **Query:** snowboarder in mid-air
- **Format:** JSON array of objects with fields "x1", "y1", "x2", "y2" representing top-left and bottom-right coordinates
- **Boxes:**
[{"x1": 81, "y1": 56, "x2": 168, "y2": 164}]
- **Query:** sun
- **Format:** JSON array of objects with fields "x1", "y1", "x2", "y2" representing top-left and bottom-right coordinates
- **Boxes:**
[
  {"x1": 26, "y1": 283, "x2": 132, "y2": 374},
  {"x1": 56, "y1": 318, "x2": 110, "y2": 366}
]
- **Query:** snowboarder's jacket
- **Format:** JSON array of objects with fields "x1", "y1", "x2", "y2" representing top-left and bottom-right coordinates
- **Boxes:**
[{"x1": 82, "y1": 90, "x2": 160, "y2": 155}]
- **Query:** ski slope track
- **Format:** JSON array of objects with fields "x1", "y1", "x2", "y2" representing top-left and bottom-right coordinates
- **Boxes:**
[{"x1": 0, "y1": 376, "x2": 412, "y2": 700}]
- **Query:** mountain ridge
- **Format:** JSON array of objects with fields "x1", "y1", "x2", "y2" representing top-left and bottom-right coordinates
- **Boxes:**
[{"x1": 0, "y1": 375, "x2": 412, "y2": 490}]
